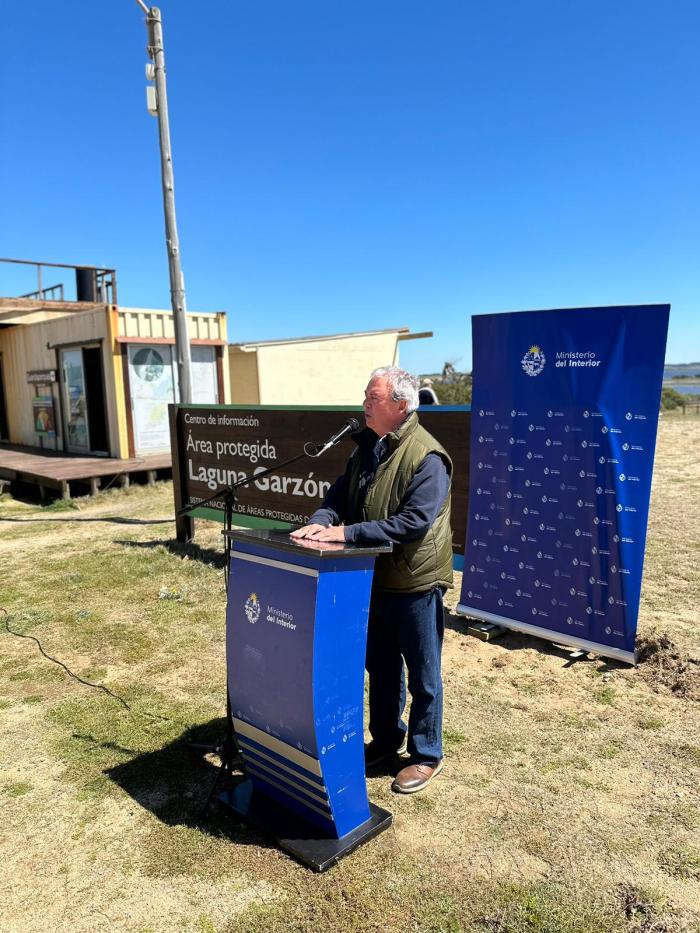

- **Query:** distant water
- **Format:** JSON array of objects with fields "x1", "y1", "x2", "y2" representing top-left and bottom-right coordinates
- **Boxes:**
[
  {"x1": 664, "y1": 384, "x2": 700, "y2": 396},
  {"x1": 663, "y1": 363, "x2": 700, "y2": 395}
]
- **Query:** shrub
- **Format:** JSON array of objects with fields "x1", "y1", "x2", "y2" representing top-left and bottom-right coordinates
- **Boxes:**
[
  {"x1": 660, "y1": 387, "x2": 684, "y2": 410},
  {"x1": 433, "y1": 375, "x2": 472, "y2": 406}
]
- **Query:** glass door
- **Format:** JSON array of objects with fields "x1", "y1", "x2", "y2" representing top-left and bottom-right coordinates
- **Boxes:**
[{"x1": 60, "y1": 349, "x2": 90, "y2": 452}]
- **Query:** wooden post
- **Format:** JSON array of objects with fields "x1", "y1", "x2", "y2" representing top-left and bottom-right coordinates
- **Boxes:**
[
  {"x1": 61, "y1": 480, "x2": 70, "y2": 501},
  {"x1": 90, "y1": 477, "x2": 101, "y2": 496}
]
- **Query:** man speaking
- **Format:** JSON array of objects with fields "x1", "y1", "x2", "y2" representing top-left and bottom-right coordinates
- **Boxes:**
[{"x1": 291, "y1": 366, "x2": 453, "y2": 793}]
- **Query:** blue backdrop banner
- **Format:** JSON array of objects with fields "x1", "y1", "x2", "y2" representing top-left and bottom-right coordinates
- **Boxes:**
[{"x1": 457, "y1": 304, "x2": 670, "y2": 663}]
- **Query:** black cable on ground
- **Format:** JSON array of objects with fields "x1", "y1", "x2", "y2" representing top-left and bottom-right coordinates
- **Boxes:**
[
  {"x1": 1, "y1": 605, "x2": 239, "y2": 812},
  {"x1": 1, "y1": 607, "x2": 130, "y2": 710},
  {"x1": 0, "y1": 608, "x2": 194, "y2": 729},
  {"x1": 0, "y1": 517, "x2": 174, "y2": 524}
]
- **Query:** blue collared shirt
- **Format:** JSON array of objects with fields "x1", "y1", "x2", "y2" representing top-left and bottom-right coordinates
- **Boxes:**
[{"x1": 309, "y1": 434, "x2": 450, "y2": 546}]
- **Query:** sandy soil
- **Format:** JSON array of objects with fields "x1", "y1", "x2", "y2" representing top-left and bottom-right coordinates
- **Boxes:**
[{"x1": 0, "y1": 415, "x2": 698, "y2": 932}]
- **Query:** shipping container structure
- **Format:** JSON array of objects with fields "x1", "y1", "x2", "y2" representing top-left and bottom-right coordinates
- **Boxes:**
[{"x1": 0, "y1": 259, "x2": 229, "y2": 460}]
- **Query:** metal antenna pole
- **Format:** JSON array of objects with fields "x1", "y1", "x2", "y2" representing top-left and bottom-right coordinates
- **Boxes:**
[{"x1": 144, "y1": 5, "x2": 193, "y2": 403}]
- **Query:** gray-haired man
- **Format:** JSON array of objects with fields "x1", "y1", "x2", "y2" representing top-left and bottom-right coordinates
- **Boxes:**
[{"x1": 292, "y1": 367, "x2": 453, "y2": 793}]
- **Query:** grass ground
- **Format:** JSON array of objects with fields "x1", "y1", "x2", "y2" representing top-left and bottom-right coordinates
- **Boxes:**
[{"x1": 0, "y1": 415, "x2": 698, "y2": 933}]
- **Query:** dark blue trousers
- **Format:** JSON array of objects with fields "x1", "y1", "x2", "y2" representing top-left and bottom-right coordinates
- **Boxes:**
[{"x1": 365, "y1": 587, "x2": 445, "y2": 764}]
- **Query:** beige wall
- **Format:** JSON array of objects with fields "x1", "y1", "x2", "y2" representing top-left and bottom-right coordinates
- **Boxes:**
[
  {"x1": 228, "y1": 348, "x2": 260, "y2": 404},
  {"x1": 228, "y1": 333, "x2": 399, "y2": 405},
  {"x1": 0, "y1": 307, "x2": 122, "y2": 453}
]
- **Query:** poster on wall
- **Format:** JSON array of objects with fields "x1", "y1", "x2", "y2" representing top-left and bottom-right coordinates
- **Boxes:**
[
  {"x1": 128, "y1": 345, "x2": 176, "y2": 452},
  {"x1": 32, "y1": 394, "x2": 56, "y2": 438},
  {"x1": 457, "y1": 304, "x2": 670, "y2": 664}
]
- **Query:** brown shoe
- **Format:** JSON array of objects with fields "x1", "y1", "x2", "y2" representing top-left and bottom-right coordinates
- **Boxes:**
[{"x1": 391, "y1": 760, "x2": 444, "y2": 794}]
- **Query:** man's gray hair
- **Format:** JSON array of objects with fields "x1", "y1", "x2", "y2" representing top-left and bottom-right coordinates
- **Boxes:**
[{"x1": 371, "y1": 366, "x2": 420, "y2": 413}]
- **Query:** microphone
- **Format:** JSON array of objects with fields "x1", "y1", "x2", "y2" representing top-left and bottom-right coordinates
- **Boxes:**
[{"x1": 308, "y1": 418, "x2": 360, "y2": 457}]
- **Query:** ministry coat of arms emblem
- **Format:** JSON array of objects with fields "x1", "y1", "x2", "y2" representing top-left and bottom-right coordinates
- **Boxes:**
[
  {"x1": 244, "y1": 592, "x2": 261, "y2": 624},
  {"x1": 521, "y1": 345, "x2": 546, "y2": 377}
]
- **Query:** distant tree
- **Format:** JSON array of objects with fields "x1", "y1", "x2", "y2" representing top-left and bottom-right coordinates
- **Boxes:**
[
  {"x1": 434, "y1": 373, "x2": 472, "y2": 406},
  {"x1": 441, "y1": 362, "x2": 458, "y2": 383},
  {"x1": 660, "y1": 387, "x2": 684, "y2": 410}
]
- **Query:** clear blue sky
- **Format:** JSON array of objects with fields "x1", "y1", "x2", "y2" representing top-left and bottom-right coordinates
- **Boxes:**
[{"x1": 1, "y1": 1, "x2": 698, "y2": 373}]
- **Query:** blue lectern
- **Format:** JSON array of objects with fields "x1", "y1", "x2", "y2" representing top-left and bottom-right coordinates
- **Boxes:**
[{"x1": 219, "y1": 528, "x2": 393, "y2": 871}]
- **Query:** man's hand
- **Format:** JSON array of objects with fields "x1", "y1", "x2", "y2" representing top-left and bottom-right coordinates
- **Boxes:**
[
  {"x1": 290, "y1": 523, "x2": 326, "y2": 539},
  {"x1": 310, "y1": 525, "x2": 346, "y2": 542},
  {"x1": 290, "y1": 524, "x2": 346, "y2": 542}
]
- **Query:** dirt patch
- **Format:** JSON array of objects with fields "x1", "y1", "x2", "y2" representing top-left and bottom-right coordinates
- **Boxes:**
[{"x1": 636, "y1": 630, "x2": 700, "y2": 701}]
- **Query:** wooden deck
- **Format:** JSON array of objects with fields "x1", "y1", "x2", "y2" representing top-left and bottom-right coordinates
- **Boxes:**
[{"x1": 0, "y1": 443, "x2": 172, "y2": 499}]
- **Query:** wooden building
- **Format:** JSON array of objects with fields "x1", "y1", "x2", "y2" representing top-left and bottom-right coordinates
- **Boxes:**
[{"x1": 0, "y1": 260, "x2": 229, "y2": 460}]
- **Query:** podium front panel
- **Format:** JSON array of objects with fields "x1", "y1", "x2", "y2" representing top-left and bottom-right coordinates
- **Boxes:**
[
  {"x1": 226, "y1": 536, "x2": 378, "y2": 839},
  {"x1": 227, "y1": 551, "x2": 319, "y2": 755}
]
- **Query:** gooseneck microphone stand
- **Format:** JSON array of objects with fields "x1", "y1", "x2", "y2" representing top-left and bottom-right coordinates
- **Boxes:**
[{"x1": 177, "y1": 423, "x2": 357, "y2": 816}]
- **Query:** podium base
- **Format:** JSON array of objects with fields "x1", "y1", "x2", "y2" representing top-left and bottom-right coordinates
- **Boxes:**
[{"x1": 218, "y1": 779, "x2": 393, "y2": 872}]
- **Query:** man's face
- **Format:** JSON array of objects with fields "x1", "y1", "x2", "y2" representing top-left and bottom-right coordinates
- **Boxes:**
[{"x1": 363, "y1": 376, "x2": 407, "y2": 436}]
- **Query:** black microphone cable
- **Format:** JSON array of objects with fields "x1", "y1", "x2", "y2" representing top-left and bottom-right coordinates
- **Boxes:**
[
  {"x1": 0, "y1": 607, "x2": 190, "y2": 728},
  {"x1": 2, "y1": 606, "x2": 245, "y2": 811},
  {"x1": 1, "y1": 607, "x2": 129, "y2": 709}
]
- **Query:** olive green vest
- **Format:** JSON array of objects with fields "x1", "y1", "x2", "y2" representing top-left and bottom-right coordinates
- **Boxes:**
[{"x1": 347, "y1": 412, "x2": 454, "y2": 593}]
